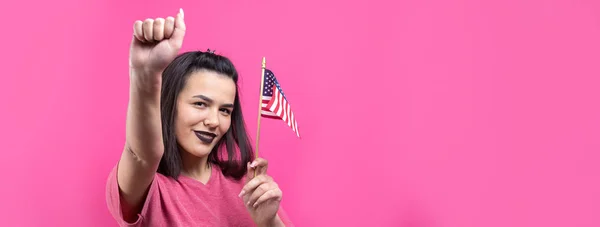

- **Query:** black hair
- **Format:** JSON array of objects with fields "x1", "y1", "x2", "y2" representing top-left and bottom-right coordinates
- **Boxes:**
[{"x1": 158, "y1": 51, "x2": 253, "y2": 181}]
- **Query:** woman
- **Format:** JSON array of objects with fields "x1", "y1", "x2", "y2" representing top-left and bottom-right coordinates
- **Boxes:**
[{"x1": 105, "y1": 9, "x2": 293, "y2": 226}]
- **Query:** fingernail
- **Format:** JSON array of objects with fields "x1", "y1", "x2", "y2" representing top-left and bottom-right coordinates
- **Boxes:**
[
  {"x1": 253, "y1": 202, "x2": 258, "y2": 208},
  {"x1": 250, "y1": 161, "x2": 257, "y2": 168},
  {"x1": 238, "y1": 190, "x2": 245, "y2": 197},
  {"x1": 180, "y1": 8, "x2": 184, "y2": 19}
]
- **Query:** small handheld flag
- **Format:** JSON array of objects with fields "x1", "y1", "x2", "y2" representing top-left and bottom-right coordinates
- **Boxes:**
[
  {"x1": 260, "y1": 69, "x2": 300, "y2": 138},
  {"x1": 254, "y1": 57, "x2": 300, "y2": 162}
]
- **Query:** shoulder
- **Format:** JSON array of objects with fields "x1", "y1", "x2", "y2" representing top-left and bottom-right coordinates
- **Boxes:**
[{"x1": 105, "y1": 164, "x2": 177, "y2": 226}]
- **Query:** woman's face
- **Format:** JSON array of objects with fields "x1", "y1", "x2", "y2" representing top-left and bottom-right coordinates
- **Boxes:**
[{"x1": 175, "y1": 70, "x2": 236, "y2": 158}]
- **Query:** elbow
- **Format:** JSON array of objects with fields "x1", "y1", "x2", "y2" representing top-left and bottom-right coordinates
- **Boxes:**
[{"x1": 125, "y1": 142, "x2": 164, "y2": 165}]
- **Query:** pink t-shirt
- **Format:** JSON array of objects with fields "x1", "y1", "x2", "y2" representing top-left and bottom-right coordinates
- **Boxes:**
[{"x1": 105, "y1": 163, "x2": 294, "y2": 226}]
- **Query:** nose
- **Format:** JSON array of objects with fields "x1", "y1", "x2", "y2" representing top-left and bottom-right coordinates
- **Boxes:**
[{"x1": 203, "y1": 109, "x2": 220, "y2": 128}]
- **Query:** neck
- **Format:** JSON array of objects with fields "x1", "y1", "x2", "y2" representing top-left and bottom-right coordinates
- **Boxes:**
[{"x1": 180, "y1": 151, "x2": 212, "y2": 184}]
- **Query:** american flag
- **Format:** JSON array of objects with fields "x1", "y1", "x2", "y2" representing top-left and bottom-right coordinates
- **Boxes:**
[{"x1": 261, "y1": 69, "x2": 300, "y2": 138}]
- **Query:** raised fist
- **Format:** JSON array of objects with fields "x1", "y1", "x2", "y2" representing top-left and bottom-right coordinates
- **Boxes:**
[{"x1": 129, "y1": 8, "x2": 186, "y2": 76}]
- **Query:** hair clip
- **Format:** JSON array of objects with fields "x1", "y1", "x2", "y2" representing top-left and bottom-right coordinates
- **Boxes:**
[{"x1": 206, "y1": 48, "x2": 216, "y2": 54}]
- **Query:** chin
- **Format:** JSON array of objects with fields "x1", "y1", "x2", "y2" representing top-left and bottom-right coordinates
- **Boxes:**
[
  {"x1": 180, "y1": 135, "x2": 223, "y2": 158},
  {"x1": 188, "y1": 145, "x2": 214, "y2": 158}
]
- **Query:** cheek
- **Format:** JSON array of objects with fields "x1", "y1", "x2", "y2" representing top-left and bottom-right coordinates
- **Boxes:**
[
  {"x1": 176, "y1": 106, "x2": 205, "y2": 132},
  {"x1": 185, "y1": 106, "x2": 206, "y2": 122},
  {"x1": 174, "y1": 113, "x2": 188, "y2": 139},
  {"x1": 219, "y1": 115, "x2": 232, "y2": 133}
]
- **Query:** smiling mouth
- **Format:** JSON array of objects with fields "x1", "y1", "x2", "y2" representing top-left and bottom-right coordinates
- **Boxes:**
[{"x1": 194, "y1": 131, "x2": 217, "y2": 144}]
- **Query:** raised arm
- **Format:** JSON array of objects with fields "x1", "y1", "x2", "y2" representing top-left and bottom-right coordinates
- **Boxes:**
[{"x1": 116, "y1": 9, "x2": 186, "y2": 222}]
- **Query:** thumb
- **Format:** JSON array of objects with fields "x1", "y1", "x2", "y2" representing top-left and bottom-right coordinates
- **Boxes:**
[
  {"x1": 246, "y1": 162, "x2": 255, "y2": 181},
  {"x1": 170, "y1": 8, "x2": 186, "y2": 46}
]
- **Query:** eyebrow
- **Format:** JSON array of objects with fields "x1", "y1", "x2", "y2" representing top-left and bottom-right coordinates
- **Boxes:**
[{"x1": 193, "y1": 95, "x2": 234, "y2": 108}]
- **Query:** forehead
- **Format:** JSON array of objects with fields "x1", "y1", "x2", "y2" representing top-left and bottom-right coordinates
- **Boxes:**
[{"x1": 180, "y1": 70, "x2": 236, "y2": 102}]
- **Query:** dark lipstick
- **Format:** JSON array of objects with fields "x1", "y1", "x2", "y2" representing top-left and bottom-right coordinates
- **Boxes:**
[{"x1": 194, "y1": 131, "x2": 217, "y2": 143}]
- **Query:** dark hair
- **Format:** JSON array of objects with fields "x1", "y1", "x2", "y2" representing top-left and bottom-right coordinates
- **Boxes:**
[{"x1": 158, "y1": 51, "x2": 254, "y2": 181}]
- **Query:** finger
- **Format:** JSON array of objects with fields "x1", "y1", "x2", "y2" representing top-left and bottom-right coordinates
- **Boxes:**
[
  {"x1": 239, "y1": 175, "x2": 271, "y2": 197},
  {"x1": 174, "y1": 8, "x2": 186, "y2": 32},
  {"x1": 246, "y1": 183, "x2": 271, "y2": 206},
  {"x1": 253, "y1": 188, "x2": 282, "y2": 208},
  {"x1": 246, "y1": 162, "x2": 255, "y2": 182},
  {"x1": 248, "y1": 182, "x2": 277, "y2": 207},
  {"x1": 169, "y1": 8, "x2": 186, "y2": 48},
  {"x1": 142, "y1": 18, "x2": 154, "y2": 42},
  {"x1": 249, "y1": 158, "x2": 269, "y2": 168},
  {"x1": 164, "y1": 16, "x2": 175, "y2": 39},
  {"x1": 153, "y1": 18, "x2": 165, "y2": 41},
  {"x1": 249, "y1": 158, "x2": 268, "y2": 176},
  {"x1": 240, "y1": 174, "x2": 269, "y2": 197},
  {"x1": 133, "y1": 20, "x2": 144, "y2": 42}
]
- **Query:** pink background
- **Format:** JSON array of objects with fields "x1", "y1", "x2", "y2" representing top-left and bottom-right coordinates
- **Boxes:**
[{"x1": 1, "y1": 0, "x2": 599, "y2": 226}]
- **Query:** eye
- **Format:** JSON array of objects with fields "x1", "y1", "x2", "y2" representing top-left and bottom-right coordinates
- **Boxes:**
[
  {"x1": 194, "y1": 102, "x2": 207, "y2": 107},
  {"x1": 220, "y1": 108, "x2": 232, "y2": 115}
]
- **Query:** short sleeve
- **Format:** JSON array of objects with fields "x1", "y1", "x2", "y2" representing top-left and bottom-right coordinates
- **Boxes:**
[{"x1": 105, "y1": 164, "x2": 157, "y2": 227}]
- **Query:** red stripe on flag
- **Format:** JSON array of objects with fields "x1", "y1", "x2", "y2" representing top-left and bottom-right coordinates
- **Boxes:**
[{"x1": 261, "y1": 83, "x2": 300, "y2": 137}]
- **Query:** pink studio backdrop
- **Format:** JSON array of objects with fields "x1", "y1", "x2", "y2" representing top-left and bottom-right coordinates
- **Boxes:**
[{"x1": 1, "y1": 0, "x2": 599, "y2": 226}]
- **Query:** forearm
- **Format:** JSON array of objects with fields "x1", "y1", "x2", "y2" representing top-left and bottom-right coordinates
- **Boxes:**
[
  {"x1": 272, "y1": 215, "x2": 285, "y2": 227},
  {"x1": 258, "y1": 214, "x2": 285, "y2": 227},
  {"x1": 125, "y1": 70, "x2": 164, "y2": 162}
]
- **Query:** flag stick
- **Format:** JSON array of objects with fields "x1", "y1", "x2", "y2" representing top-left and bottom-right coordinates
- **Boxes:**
[{"x1": 254, "y1": 57, "x2": 266, "y2": 177}]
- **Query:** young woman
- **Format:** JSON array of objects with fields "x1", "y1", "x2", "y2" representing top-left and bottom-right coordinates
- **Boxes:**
[{"x1": 105, "y1": 9, "x2": 293, "y2": 226}]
